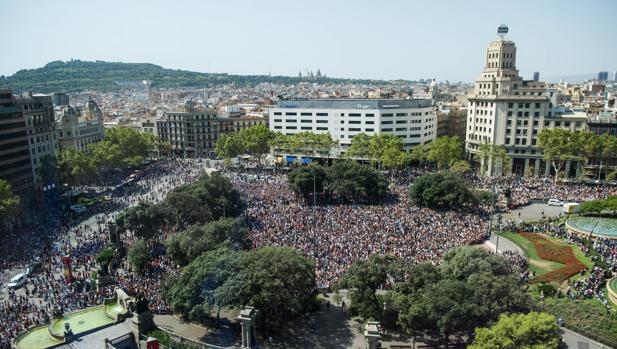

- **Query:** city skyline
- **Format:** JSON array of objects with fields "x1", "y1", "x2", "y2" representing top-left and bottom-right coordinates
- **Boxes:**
[{"x1": 1, "y1": 0, "x2": 616, "y2": 82}]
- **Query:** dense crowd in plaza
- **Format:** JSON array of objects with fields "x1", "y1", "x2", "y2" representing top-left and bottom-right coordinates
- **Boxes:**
[
  {"x1": 479, "y1": 176, "x2": 617, "y2": 209},
  {"x1": 3, "y1": 160, "x2": 617, "y2": 348},
  {"x1": 231, "y1": 172, "x2": 488, "y2": 287},
  {"x1": 0, "y1": 159, "x2": 205, "y2": 349}
]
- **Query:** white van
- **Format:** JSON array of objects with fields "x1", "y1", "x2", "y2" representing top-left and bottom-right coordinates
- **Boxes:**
[
  {"x1": 8, "y1": 273, "x2": 26, "y2": 289},
  {"x1": 563, "y1": 202, "x2": 580, "y2": 214},
  {"x1": 548, "y1": 199, "x2": 563, "y2": 206}
]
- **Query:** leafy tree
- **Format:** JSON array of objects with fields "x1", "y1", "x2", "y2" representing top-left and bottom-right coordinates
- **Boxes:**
[
  {"x1": 440, "y1": 246, "x2": 513, "y2": 280},
  {"x1": 408, "y1": 144, "x2": 428, "y2": 165},
  {"x1": 89, "y1": 140, "x2": 123, "y2": 169},
  {"x1": 450, "y1": 159, "x2": 471, "y2": 174},
  {"x1": 216, "y1": 247, "x2": 316, "y2": 336},
  {"x1": 336, "y1": 255, "x2": 397, "y2": 323},
  {"x1": 116, "y1": 202, "x2": 171, "y2": 240},
  {"x1": 578, "y1": 195, "x2": 617, "y2": 214},
  {"x1": 410, "y1": 173, "x2": 476, "y2": 209},
  {"x1": 0, "y1": 179, "x2": 20, "y2": 218},
  {"x1": 325, "y1": 160, "x2": 388, "y2": 202},
  {"x1": 477, "y1": 143, "x2": 510, "y2": 177},
  {"x1": 37, "y1": 155, "x2": 59, "y2": 184},
  {"x1": 103, "y1": 127, "x2": 152, "y2": 166},
  {"x1": 171, "y1": 172, "x2": 242, "y2": 219},
  {"x1": 287, "y1": 163, "x2": 327, "y2": 200},
  {"x1": 538, "y1": 129, "x2": 578, "y2": 182},
  {"x1": 238, "y1": 125, "x2": 274, "y2": 165},
  {"x1": 163, "y1": 190, "x2": 212, "y2": 228},
  {"x1": 427, "y1": 136, "x2": 463, "y2": 171},
  {"x1": 215, "y1": 133, "x2": 243, "y2": 162},
  {"x1": 166, "y1": 218, "x2": 249, "y2": 266},
  {"x1": 469, "y1": 312, "x2": 560, "y2": 349},
  {"x1": 162, "y1": 247, "x2": 239, "y2": 320},
  {"x1": 394, "y1": 247, "x2": 532, "y2": 347},
  {"x1": 96, "y1": 247, "x2": 114, "y2": 275},
  {"x1": 58, "y1": 148, "x2": 97, "y2": 186},
  {"x1": 346, "y1": 133, "x2": 373, "y2": 161},
  {"x1": 347, "y1": 133, "x2": 406, "y2": 169},
  {"x1": 128, "y1": 239, "x2": 150, "y2": 274}
]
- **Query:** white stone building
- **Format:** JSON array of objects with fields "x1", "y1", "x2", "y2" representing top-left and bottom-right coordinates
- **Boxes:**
[
  {"x1": 269, "y1": 98, "x2": 437, "y2": 154},
  {"x1": 56, "y1": 99, "x2": 105, "y2": 152},
  {"x1": 465, "y1": 26, "x2": 587, "y2": 176}
]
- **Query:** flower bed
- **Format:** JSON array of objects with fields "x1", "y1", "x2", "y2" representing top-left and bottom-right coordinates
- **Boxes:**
[{"x1": 519, "y1": 232, "x2": 587, "y2": 284}]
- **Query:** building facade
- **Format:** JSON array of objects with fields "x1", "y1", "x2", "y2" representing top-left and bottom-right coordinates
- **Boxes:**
[
  {"x1": 156, "y1": 100, "x2": 223, "y2": 158},
  {"x1": 56, "y1": 99, "x2": 105, "y2": 152},
  {"x1": 269, "y1": 99, "x2": 437, "y2": 153},
  {"x1": 598, "y1": 71, "x2": 609, "y2": 82},
  {"x1": 0, "y1": 89, "x2": 33, "y2": 195},
  {"x1": 17, "y1": 92, "x2": 59, "y2": 188},
  {"x1": 465, "y1": 27, "x2": 587, "y2": 177},
  {"x1": 51, "y1": 92, "x2": 69, "y2": 106}
]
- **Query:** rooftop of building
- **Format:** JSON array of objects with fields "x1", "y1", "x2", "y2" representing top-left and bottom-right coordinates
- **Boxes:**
[{"x1": 274, "y1": 98, "x2": 432, "y2": 110}]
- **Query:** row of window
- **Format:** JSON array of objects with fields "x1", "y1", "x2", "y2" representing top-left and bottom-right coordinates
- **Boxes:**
[{"x1": 274, "y1": 112, "x2": 330, "y2": 117}]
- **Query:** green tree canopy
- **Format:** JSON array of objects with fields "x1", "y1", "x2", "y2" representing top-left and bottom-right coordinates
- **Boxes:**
[
  {"x1": 393, "y1": 247, "x2": 532, "y2": 347},
  {"x1": 538, "y1": 129, "x2": 578, "y2": 181},
  {"x1": 336, "y1": 255, "x2": 398, "y2": 323},
  {"x1": 163, "y1": 190, "x2": 212, "y2": 228},
  {"x1": 469, "y1": 312, "x2": 560, "y2": 349},
  {"x1": 426, "y1": 136, "x2": 463, "y2": 170},
  {"x1": 410, "y1": 173, "x2": 476, "y2": 209},
  {"x1": 346, "y1": 133, "x2": 407, "y2": 169},
  {"x1": 162, "y1": 246, "x2": 240, "y2": 320},
  {"x1": 170, "y1": 172, "x2": 242, "y2": 220},
  {"x1": 287, "y1": 163, "x2": 327, "y2": 200},
  {"x1": 0, "y1": 179, "x2": 20, "y2": 218},
  {"x1": 325, "y1": 160, "x2": 389, "y2": 202},
  {"x1": 215, "y1": 133, "x2": 244, "y2": 161},
  {"x1": 115, "y1": 202, "x2": 172, "y2": 240},
  {"x1": 477, "y1": 143, "x2": 511, "y2": 177},
  {"x1": 128, "y1": 239, "x2": 150, "y2": 274},
  {"x1": 37, "y1": 154, "x2": 59, "y2": 184},
  {"x1": 166, "y1": 218, "x2": 249, "y2": 266},
  {"x1": 215, "y1": 247, "x2": 316, "y2": 335},
  {"x1": 58, "y1": 148, "x2": 97, "y2": 186}
]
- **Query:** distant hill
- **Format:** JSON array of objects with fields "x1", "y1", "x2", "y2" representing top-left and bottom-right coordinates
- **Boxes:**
[{"x1": 0, "y1": 60, "x2": 404, "y2": 93}]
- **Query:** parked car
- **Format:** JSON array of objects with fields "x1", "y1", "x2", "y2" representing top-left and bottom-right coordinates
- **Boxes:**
[
  {"x1": 7, "y1": 273, "x2": 27, "y2": 289},
  {"x1": 548, "y1": 199, "x2": 563, "y2": 206}
]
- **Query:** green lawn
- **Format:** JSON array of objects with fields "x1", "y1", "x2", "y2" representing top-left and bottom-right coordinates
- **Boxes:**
[
  {"x1": 539, "y1": 296, "x2": 617, "y2": 348},
  {"x1": 497, "y1": 231, "x2": 564, "y2": 276}
]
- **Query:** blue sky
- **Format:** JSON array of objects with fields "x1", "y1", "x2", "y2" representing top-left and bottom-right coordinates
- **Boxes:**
[{"x1": 1, "y1": 0, "x2": 615, "y2": 81}]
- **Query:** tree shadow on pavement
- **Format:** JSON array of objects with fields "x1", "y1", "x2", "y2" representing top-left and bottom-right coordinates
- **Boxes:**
[{"x1": 263, "y1": 302, "x2": 357, "y2": 349}]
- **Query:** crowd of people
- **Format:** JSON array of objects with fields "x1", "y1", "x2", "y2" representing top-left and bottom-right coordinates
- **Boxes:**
[
  {"x1": 231, "y1": 171, "x2": 487, "y2": 287},
  {"x1": 3, "y1": 159, "x2": 617, "y2": 348},
  {"x1": 0, "y1": 159, "x2": 206, "y2": 349}
]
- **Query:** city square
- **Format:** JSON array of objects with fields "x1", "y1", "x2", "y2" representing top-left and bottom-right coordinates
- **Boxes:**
[{"x1": 1, "y1": 1, "x2": 617, "y2": 349}]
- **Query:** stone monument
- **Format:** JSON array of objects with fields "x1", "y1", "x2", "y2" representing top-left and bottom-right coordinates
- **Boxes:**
[
  {"x1": 237, "y1": 306, "x2": 257, "y2": 348},
  {"x1": 364, "y1": 321, "x2": 381, "y2": 349}
]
